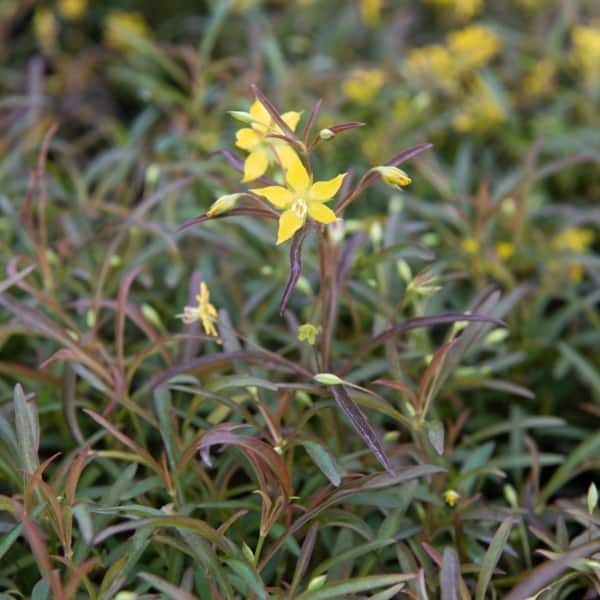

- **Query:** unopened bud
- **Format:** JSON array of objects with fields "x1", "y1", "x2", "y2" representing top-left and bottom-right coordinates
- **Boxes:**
[
  {"x1": 373, "y1": 165, "x2": 412, "y2": 188},
  {"x1": 228, "y1": 110, "x2": 256, "y2": 124},
  {"x1": 319, "y1": 128, "x2": 335, "y2": 140},
  {"x1": 206, "y1": 193, "x2": 242, "y2": 217},
  {"x1": 314, "y1": 373, "x2": 344, "y2": 386}
]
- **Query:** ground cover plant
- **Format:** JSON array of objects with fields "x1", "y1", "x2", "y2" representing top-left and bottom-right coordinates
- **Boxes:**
[{"x1": 1, "y1": 0, "x2": 600, "y2": 598}]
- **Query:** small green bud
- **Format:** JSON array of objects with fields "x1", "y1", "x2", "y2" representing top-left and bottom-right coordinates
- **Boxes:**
[
  {"x1": 207, "y1": 193, "x2": 242, "y2": 217},
  {"x1": 314, "y1": 373, "x2": 345, "y2": 386},
  {"x1": 298, "y1": 323, "x2": 319, "y2": 345},
  {"x1": 307, "y1": 575, "x2": 327, "y2": 591},
  {"x1": 319, "y1": 128, "x2": 335, "y2": 140},
  {"x1": 588, "y1": 482, "x2": 598, "y2": 515},
  {"x1": 228, "y1": 110, "x2": 256, "y2": 124},
  {"x1": 242, "y1": 541, "x2": 255, "y2": 564}
]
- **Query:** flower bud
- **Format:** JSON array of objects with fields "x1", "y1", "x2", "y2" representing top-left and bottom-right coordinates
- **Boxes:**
[
  {"x1": 319, "y1": 128, "x2": 335, "y2": 140},
  {"x1": 227, "y1": 110, "x2": 256, "y2": 124},
  {"x1": 373, "y1": 165, "x2": 412, "y2": 188},
  {"x1": 314, "y1": 373, "x2": 344, "y2": 386},
  {"x1": 206, "y1": 193, "x2": 242, "y2": 217}
]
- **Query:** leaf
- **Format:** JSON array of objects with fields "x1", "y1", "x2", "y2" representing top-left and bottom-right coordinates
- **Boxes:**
[
  {"x1": 0, "y1": 264, "x2": 35, "y2": 294},
  {"x1": 440, "y1": 547, "x2": 461, "y2": 600},
  {"x1": 250, "y1": 83, "x2": 296, "y2": 139},
  {"x1": 426, "y1": 420, "x2": 445, "y2": 456},
  {"x1": 176, "y1": 207, "x2": 277, "y2": 233},
  {"x1": 280, "y1": 225, "x2": 309, "y2": 316},
  {"x1": 558, "y1": 342, "x2": 600, "y2": 399},
  {"x1": 475, "y1": 517, "x2": 514, "y2": 600},
  {"x1": 139, "y1": 572, "x2": 199, "y2": 600},
  {"x1": 330, "y1": 385, "x2": 394, "y2": 475},
  {"x1": 300, "y1": 440, "x2": 344, "y2": 487},
  {"x1": 296, "y1": 574, "x2": 415, "y2": 600},
  {"x1": 310, "y1": 538, "x2": 395, "y2": 577},
  {"x1": 225, "y1": 557, "x2": 267, "y2": 600},
  {"x1": 14, "y1": 384, "x2": 39, "y2": 476},
  {"x1": 289, "y1": 523, "x2": 319, "y2": 596},
  {"x1": 504, "y1": 540, "x2": 600, "y2": 600}
]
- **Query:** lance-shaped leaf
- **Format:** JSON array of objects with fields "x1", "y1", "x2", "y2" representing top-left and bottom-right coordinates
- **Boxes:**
[
  {"x1": 280, "y1": 226, "x2": 309, "y2": 315},
  {"x1": 250, "y1": 83, "x2": 297, "y2": 139},
  {"x1": 177, "y1": 207, "x2": 277, "y2": 233},
  {"x1": 330, "y1": 385, "x2": 394, "y2": 475}
]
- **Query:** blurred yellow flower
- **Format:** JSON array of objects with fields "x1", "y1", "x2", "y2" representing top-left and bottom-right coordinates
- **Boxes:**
[
  {"x1": 448, "y1": 25, "x2": 501, "y2": 73},
  {"x1": 180, "y1": 282, "x2": 219, "y2": 337},
  {"x1": 234, "y1": 99, "x2": 301, "y2": 183},
  {"x1": 342, "y1": 68, "x2": 385, "y2": 104},
  {"x1": 58, "y1": 0, "x2": 87, "y2": 20},
  {"x1": 495, "y1": 241, "x2": 514, "y2": 260},
  {"x1": 251, "y1": 153, "x2": 345, "y2": 244},
  {"x1": 105, "y1": 10, "x2": 150, "y2": 50},
  {"x1": 552, "y1": 227, "x2": 594, "y2": 283},
  {"x1": 523, "y1": 61, "x2": 556, "y2": 98},
  {"x1": 426, "y1": 0, "x2": 482, "y2": 21},
  {"x1": 453, "y1": 78, "x2": 505, "y2": 132},
  {"x1": 33, "y1": 8, "x2": 58, "y2": 53},
  {"x1": 404, "y1": 45, "x2": 456, "y2": 91},
  {"x1": 571, "y1": 26, "x2": 600, "y2": 83},
  {"x1": 298, "y1": 323, "x2": 319, "y2": 345},
  {"x1": 461, "y1": 237, "x2": 480, "y2": 254},
  {"x1": 443, "y1": 489, "x2": 460, "y2": 507},
  {"x1": 360, "y1": 0, "x2": 382, "y2": 27}
]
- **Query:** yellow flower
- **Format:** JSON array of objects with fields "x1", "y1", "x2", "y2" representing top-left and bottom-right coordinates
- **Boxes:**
[
  {"x1": 298, "y1": 323, "x2": 319, "y2": 345},
  {"x1": 448, "y1": 25, "x2": 501, "y2": 73},
  {"x1": 461, "y1": 237, "x2": 480, "y2": 254},
  {"x1": 443, "y1": 489, "x2": 460, "y2": 507},
  {"x1": 33, "y1": 8, "x2": 58, "y2": 53},
  {"x1": 373, "y1": 166, "x2": 412, "y2": 188},
  {"x1": 180, "y1": 282, "x2": 219, "y2": 337},
  {"x1": 553, "y1": 227, "x2": 594, "y2": 253},
  {"x1": 404, "y1": 45, "x2": 457, "y2": 92},
  {"x1": 105, "y1": 10, "x2": 149, "y2": 50},
  {"x1": 495, "y1": 241, "x2": 514, "y2": 260},
  {"x1": 571, "y1": 26, "x2": 600, "y2": 83},
  {"x1": 425, "y1": 0, "x2": 482, "y2": 21},
  {"x1": 234, "y1": 99, "x2": 301, "y2": 183},
  {"x1": 251, "y1": 153, "x2": 346, "y2": 244},
  {"x1": 342, "y1": 68, "x2": 385, "y2": 104},
  {"x1": 360, "y1": 0, "x2": 382, "y2": 27},
  {"x1": 58, "y1": 0, "x2": 87, "y2": 20},
  {"x1": 523, "y1": 61, "x2": 556, "y2": 98},
  {"x1": 453, "y1": 77, "x2": 505, "y2": 133}
]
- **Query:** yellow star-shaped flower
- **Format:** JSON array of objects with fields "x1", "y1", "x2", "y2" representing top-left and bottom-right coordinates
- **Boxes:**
[
  {"x1": 234, "y1": 99, "x2": 301, "y2": 183},
  {"x1": 180, "y1": 282, "x2": 219, "y2": 337},
  {"x1": 251, "y1": 153, "x2": 346, "y2": 244}
]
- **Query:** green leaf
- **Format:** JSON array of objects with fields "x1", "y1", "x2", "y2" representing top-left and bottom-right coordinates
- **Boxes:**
[
  {"x1": 558, "y1": 342, "x2": 600, "y2": 399},
  {"x1": 426, "y1": 420, "x2": 445, "y2": 456},
  {"x1": 440, "y1": 547, "x2": 460, "y2": 600},
  {"x1": 139, "y1": 572, "x2": 199, "y2": 600},
  {"x1": 13, "y1": 384, "x2": 39, "y2": 477},
  {"x1": 475, "y1": 517, "x2": 514, "y2": 600},
  {"x1": 296, "y1": 574, "x2": 415, "y2": 600},
  {"x1": 300, "y1": 440, "x2": 345, "y2": 487}
]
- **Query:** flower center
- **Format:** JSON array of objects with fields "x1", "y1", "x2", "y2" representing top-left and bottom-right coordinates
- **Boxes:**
[{"x1": 291, "y1": 197, "x2": 307, "y2": 219}]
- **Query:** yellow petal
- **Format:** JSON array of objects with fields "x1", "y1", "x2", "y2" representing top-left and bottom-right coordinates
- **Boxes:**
[
  {"x1": 309, "y1": 173, "x2": 347, "y2": 202},
  {"x1": 249, "y1": 99, "x2": 271, "y2": 126},
  {"x1": 235, "y1": 128, "x2": 261, "y2": 151},
  {"x1": 242, "y1": 149, "x2": 269, "y2": 182},
  {"x1": 308, "y1": 202, "x2": 337, "y2": 225},
  {"x1": 273, "y1": 141, "x2": 299, "y2": 171},
  {"x1": 277, "y1": 209, "x2": 305, "y2": 244},
  {"x1": 285, "y1": 152, "x2": 310, "y2": 193},
  {"x1": 250, "y1": 186, "x2": 293, "y2": 208},
  {"x1": 281, "y1": 111, "x2": 302, "y2": 131}
]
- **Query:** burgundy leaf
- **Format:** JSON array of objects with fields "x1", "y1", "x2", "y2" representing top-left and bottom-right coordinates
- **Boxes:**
[
  {"x1": 363, "y1": 142, "x2": 434, "y2": 186},
  {"x1": 303, "y1": 98, "x2": 323, "y2": 145},
  {"x1": 331, "y1": 385, "x2": 395, "y2": 475},
  {"x1": 279, "y1": 226, "x2": 309, "y2": 316},
  {"x1": 328, "y1": 121, "x2": 366, "y2": 134},
  {"x1": 176, "y1": 207, "x2": 277, "y2": 233},
  {"x1": 250, "y1": 84, "x2": 296, "y2": 139}
]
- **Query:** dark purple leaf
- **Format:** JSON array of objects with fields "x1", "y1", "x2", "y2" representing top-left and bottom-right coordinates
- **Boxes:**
[
  {"x1": 279, "y1": 226, "x2": 309, "y2": 316},
  {"x1": 363, "y1": 142, "x2": 434, "y2": 186},
  {"x1": 303, "y1": 98, "x2": 323, "y2": 145},
  {"x1": 328, "y1": 121, "x2": 366, "y2": 134},
  {"x1": 331, "y1": 385, "x2": 395, "y2": 475}
]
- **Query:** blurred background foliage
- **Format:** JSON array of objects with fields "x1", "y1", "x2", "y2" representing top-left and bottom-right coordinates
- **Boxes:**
[{"x1": 1, "y1": 0, "x2": 600, "y2": 598}]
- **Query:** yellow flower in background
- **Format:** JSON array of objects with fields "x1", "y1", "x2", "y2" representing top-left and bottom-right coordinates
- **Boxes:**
[
  {"x1": 453, "y1": 77, "x2": 505, "y2": 132},
  {"x1": 571, "y1": 26, "x2": 600, "y2": 83},
  {"x1": 342, "y1": 68, "x2": 385, "y2": 104},
  {"x1": 105, "y1": 10, "x2": 150, "y2": 50},
  {"x1": 426, "y1": 0, "x2": 482, "y2": 21},
  {"x1": 495, "y1": 242, "x2": 514, "y2": 260},
  {"x1": 448, "y1": 25, "x2": 501, "y2": 73},
  {"x1": 180, "y1": 282, "x2": 219, "y2": 336},
  {"x1": 360, "y1": 0, "x2": 382, "y2": 27},
  {"x1": 234, "y1": 99, "x2": 301, "y2": 183},
  {"x1": 33, "y1": 8, "x2": 58, "y2": 53},
  {"x1": 404, "y1": 45, "x2": 457, "y2": 92},
  {"x1": 251, "y1": 153, "x2": 346, "y2": 244},
  {"x1": 298, "y1": 323, "x2": 319, "y2": 345},
  {"x1": 461, "y1": 237, "x2": 480, "y2": 254},
  {"x1": 523, "y1": 60, "x2": 556, "y2": 98},
  {"x1": 443, "y1": 489, "x2": 460, "y2": 507},
  {"x1": 552, "y1": 227, "x2": 594, "y2": 283},
  {"x1": 58, "y1": 0, "x2": 87, "y2": 20}
]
